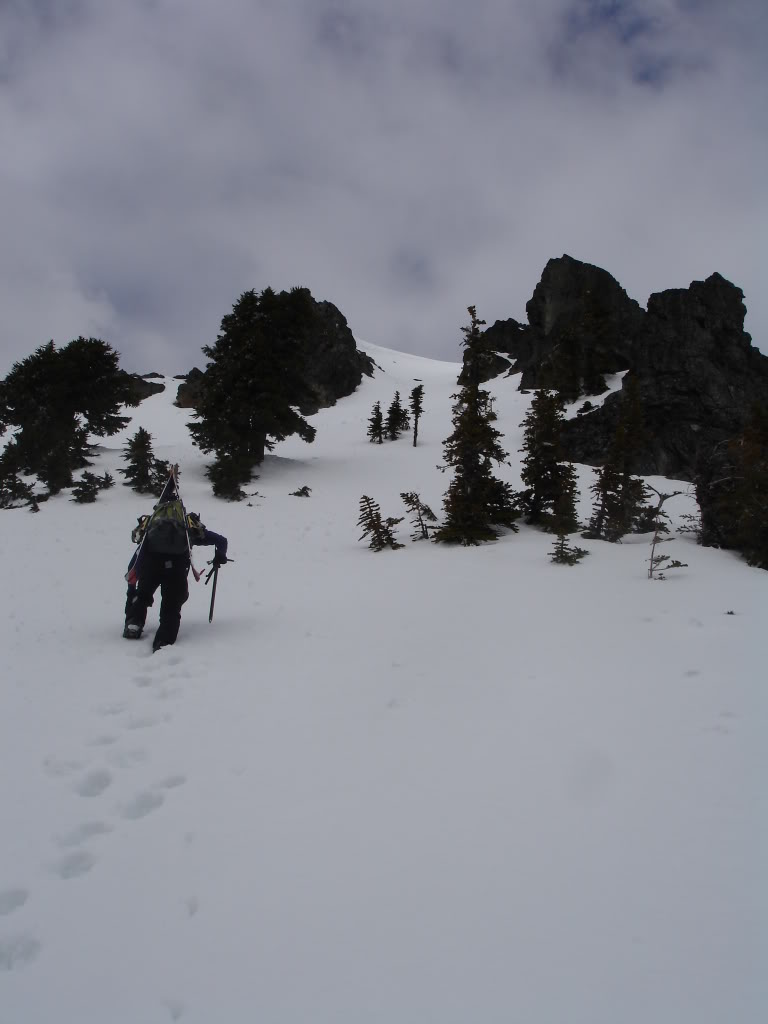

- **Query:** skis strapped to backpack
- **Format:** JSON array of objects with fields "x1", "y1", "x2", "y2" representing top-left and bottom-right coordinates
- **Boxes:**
[{"x1": 130, "y1": 464, "x2": 203, "y2": 582}]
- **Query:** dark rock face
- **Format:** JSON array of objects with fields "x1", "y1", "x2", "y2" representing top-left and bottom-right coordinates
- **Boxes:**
[
  {"x1": 482, "y1": 256, "x2": 767, "y2": 482},
  {"x1": 297, "y1": 299, "x2": 375, "y2": 415},
  {"x1": 562, "y1": 271, "x2": 767, "y2": 480},
  {"x1": 174, "y1": 367, "x2": 204, "y2": 409},
  {"x1": 483, "y1": 255, "x2": 643, "y2": 397},
  {"x1": 123, "y1": 372, "x2": 165, "y2": 403},
  {"x1": 173, "y1": 299, "x2": 374, "y2": 416}
]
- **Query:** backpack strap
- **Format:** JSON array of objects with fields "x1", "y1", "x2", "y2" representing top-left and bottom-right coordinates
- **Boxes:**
[
  {"x1": 186, "y1": 513, "x2": 206, "y2": 542},
  {"x1": 131, "y1": 515, "x2": 150, "y2": 545}
]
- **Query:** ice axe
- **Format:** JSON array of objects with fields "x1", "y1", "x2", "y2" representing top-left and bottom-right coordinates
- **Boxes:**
[{"x1": 205, "y1": 557, "x2": 233, "y2": 623}]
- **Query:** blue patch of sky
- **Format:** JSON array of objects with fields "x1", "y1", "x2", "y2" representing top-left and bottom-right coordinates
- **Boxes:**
[
  {"x1": 563, "y1": 1, "x2": 659, "y2": 47},
  {"x1": 548, "y1": 0, "x2": 706, "y2": 89}
]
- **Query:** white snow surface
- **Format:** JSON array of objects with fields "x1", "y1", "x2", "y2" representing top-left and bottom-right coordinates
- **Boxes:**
[{"x1": 0, "y1": 344, "x2": 765, "y2": 1023}]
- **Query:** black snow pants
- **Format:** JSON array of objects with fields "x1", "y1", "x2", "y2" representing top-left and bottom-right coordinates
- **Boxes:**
[{"x1": 125, "y1": 552, "x2": 190, "y2": 647}]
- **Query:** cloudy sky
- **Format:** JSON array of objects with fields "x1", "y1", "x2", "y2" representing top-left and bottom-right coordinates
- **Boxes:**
[{"x1": 1, "y1": 0, "x2": 766, "y2": 374}]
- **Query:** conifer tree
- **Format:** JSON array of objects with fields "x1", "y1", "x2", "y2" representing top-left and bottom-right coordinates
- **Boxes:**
[
  {"x1": 400, "y1": 491, "x2": 438, "y2": 540},
  {"x1": 548, "y1": 467, "x2": 587, "y2": 563},
  {"x1": 367, "y1": 401, "x2": 384, "y2": 444},
  {"x1": 0, "y1": 337, "x2": 137, "y2": 493},
  {"x1": 434, "y1": 307, "x2": 519, "y2": 545},
  {"x1": 357, "y1": 495, "x2": 404, "y2": 551},
  {"x1": 0, "y1": 449, "x2": 35, "y2": 510},
  {"x1": 120, "y1": 427, "x2": 168, "y2": 495},
  {"x1": 397, "y1": 396, "x2": 410, "y2": 434},
  {"x1": 189, "y1": 287, "x2": 317, "y2": 498},
  {"x1": 584, "y1": 460, "x2": 624, "y2": 540},
  {"x1": 518, "y1": 389, "x2": 570, "y2": 526},
  {"x1": 583, "y1": 381, "x2": 652, "y2": 541},
  {"x1": 385, "y1": 392, "x2": 409, "y2": 440},
  {"x1": 409, "y1": 384, "x2": 425, "y2": 447},
  {"x1": 697, "y1": 407, "x2": 768, "y2": 568},
  {"x1": 548, "y1": 463, "x2": 581, "y2": 535},
  {"x1": 729, "y1": 411, "x2": 768, "y2": 568}
]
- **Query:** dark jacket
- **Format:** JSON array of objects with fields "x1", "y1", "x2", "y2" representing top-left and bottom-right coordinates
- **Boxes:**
[{"x1": 126, "y1": 525, "x2": 227, "y2": 584}]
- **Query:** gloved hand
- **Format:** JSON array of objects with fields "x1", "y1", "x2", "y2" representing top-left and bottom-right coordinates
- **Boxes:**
[{"x1": 213, "y1": 553, "x2": 228, "y2": 568}]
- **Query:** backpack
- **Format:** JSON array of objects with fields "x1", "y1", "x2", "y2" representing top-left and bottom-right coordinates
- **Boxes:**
[
  {"x1": 132, "y1": 504, "x2": 207, "y2": 555},
  {"x1": 143, "y1": 498, "x2": 190, "y2": 556}
]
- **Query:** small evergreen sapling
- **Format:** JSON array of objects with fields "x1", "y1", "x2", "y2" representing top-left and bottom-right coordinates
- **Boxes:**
[
  {"x1": 400, "y1": 492, "x2": 438, "y2": 540},
  {"x1": 409, "y1": 384, "x2": 424, "y2": 447},
  {"x1": 290, "y1": 485, "x2": 312, "y2": 497},
  {"x1": 647, "y1": 486, "x2": 688, "y2": 580},
  {"x1": 367, "y1": 401, "x2": 384, "y2": 444},
  {"x1": 549, "y1": 532, "x2": 589, "y2": 565},
  {"x1": 385, "y1": 392, "x2": 409, "y2": 440},
  {"x1": 70, "y1": 471, "x2": 114, "y2": 503},
  {"x1": 357, "y1": 495, "x2": 404, "y2": 551},
  {"x1": 120, "y1": 427, "x2": 169, "y2": 495},
  {"x1": 548, "y1": 468, "x2": 587, "y2": 564}
]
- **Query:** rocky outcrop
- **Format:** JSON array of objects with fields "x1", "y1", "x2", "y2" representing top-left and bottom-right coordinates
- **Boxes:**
[
  {"x1": 174, "y1": 367, "x2": 204, "y2": 409},
  {"x1": 297, "y1": 299, "x2": 375, "y2": 415},
  {"x1": 561, "y1": 271, "x2": 767, "y2": 479},
  {"x1": 483, "y1": 255, "x2": 643, "y2": 397},
  {"x1": 481, "y1": 256, "x2": 767, "y2": 482},
  {"x1": 173, "y1": 298, "x2": 374, "y2": 416},
  {"x1": 123, "y1": 372, "x2": 165, "y2": 403}
]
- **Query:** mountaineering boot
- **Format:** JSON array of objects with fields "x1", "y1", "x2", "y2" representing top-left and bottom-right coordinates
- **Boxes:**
[{"x1": 123, "y1": 622, "x2": 142, "y2": 639}]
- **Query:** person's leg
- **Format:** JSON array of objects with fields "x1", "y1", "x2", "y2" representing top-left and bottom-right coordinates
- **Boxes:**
[
  {"x1": 124, "y1": 558, "x2": 161, "y2": 637},
  {"x1": 153, "y1": 560, "x2": 189, "y2": 650}
]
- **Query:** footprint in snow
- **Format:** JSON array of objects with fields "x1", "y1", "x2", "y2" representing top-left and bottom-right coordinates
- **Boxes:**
[
  {"x1": 133, "y1": 674, "x2": 153, "y2": 688},
  {"x1": 155, "y1": 774, "x2": 186, "y2": 791},
  {"x1": 43, "y1": 756, "x2": 84, "y2": 779},
  {"x1": 108, "y1": 747, "x2": 149, "y2": 769},
  {"x1": 120, "y1": 791, "x2": 164, "y2": 820},
  {"x1": 95, "y1": 701, "x2": 129, "y2": 718},
  {"x1": 53, "y1": 850, "x2": 95, "y2": 879},
  {"x1": 0, "y1": 889, "x2": 29, "y2": 917},
  {"x1": 154, "y1": 685, "x2": 183, "y2": 702},
  {"x1": 56, "y1": 822, "x2": 112, "y2": 848},
  {"x1": 88, "y1": 735, "x2": 118, "y2": 747},
  {"x1": 74, "y1": 769, "x2": 112, "y2": 798},
  {"x1": 125, "y1": 713, "x2": 168, "y2": 731}
]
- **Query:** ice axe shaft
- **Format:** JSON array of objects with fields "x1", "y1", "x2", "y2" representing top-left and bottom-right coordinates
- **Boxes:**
[
  {"x1": 205, "y1": 557, "x2": 232, "y2": 622},
  {"x1": 207, "y1": 566, "x2": 218, "y2": 623}
]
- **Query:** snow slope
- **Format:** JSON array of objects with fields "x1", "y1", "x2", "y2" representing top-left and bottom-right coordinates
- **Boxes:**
[{"x1": 0, "y1": 344, "x2": 765, "y2": 1023}]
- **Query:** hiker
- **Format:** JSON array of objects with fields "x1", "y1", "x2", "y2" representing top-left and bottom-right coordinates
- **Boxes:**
[{"x1": 124, "y1": 487, "x2": 228, "y2": 652}]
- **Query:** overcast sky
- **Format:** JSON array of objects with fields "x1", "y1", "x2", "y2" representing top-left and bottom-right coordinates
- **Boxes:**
[{"x1": 1, "y1": 0, "x2": 766, "y2": 375}]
